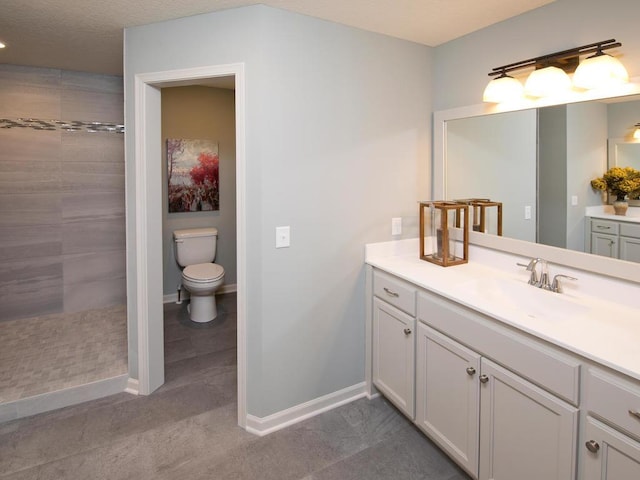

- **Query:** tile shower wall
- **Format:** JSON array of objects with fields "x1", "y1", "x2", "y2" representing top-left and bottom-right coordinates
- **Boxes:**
[{"x1": 0, "y1": 65, "x2": 125, "y2": 322}]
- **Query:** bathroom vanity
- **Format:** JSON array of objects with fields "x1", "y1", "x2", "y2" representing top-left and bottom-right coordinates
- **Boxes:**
[
  {"x1": 585, "y1": 207, "x2": 640, "y2": 262},
  {"x1": 365, "y1": 239, "x2": 640, "y2": 480}
]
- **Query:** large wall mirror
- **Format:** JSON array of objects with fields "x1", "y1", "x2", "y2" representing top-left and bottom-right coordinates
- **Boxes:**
[{"x1": 434, "y1": 91, "x2": 640, "y2": 282}]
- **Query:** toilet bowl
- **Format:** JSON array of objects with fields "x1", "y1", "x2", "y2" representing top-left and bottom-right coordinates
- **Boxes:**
[
  {"x1": 174, "y1": 228, "x2": 226, "y2": 323},
  {"x1": 182, "y1": 263, "x2": 225, "y2": 322}
]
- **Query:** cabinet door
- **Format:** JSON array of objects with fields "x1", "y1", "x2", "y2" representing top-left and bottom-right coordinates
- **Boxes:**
[
  {"x1": 591, "y1": 233, "x2": 619, "y2": 258},
  {"x1": 416, "y1": 324, "x2": 480, "y2": 478},
  {"x1": 620, "y1": 236, "x2": 640, "y2": 263},
  {"x1": 372, "y1": 297, "x2": 415, "y2": 419},
  {"x1": 582, "y1": 416, "x2": 640, "y2": 480},
  {"x1": 479, "y1": 359, "x2": 578, "y2": 480}
]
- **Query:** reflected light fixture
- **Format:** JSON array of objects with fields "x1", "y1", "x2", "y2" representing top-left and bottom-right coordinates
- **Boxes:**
[
  {"x1": 634, "y1": 123, "x2": 640, "y2": 140},
  {"x1": 484, "y1": 39, "x2": 628, "y2": 103}
]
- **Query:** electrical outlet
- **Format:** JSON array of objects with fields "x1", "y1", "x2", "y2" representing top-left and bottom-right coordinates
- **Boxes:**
[
  {"x1": 571, "y1": 195, "x2": 578, "y2": 206},
  {"x1": 275, "y1": 226, "x2": 290, "y2": 248},
  {"x1": 392, "y1": 217, "x2": 402, "y2": 235},
  {"x1": 524, "y1": 205, "x2": 532, "y2": 220}
]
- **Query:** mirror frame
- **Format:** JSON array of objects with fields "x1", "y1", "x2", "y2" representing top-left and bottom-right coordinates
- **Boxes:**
[{"x1": 434, "y1": 83, "x2": 640, "y2": 284}]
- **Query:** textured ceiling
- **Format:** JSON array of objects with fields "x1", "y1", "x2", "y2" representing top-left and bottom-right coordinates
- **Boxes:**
[{"x1": 0, "y1": 0, "x2": 555, "y2": 75}]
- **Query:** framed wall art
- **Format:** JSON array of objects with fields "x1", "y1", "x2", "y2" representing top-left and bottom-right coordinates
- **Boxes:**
[{"x1": 166, "y1": 138, "x2": 220, "y2": 213}]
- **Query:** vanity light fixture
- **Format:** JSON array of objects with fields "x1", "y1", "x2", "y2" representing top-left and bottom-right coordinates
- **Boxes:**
[
  {"x1": 484, "y1": 39, "x2": 628, "y2": 103},
  {"x1": 634, "y1": 123, "x2": 640, "y2": 140}
]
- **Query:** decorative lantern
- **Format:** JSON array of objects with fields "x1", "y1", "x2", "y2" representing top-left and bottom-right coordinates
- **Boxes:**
[
  {"x1": 419, "y1": 201, "x2": 469, "y2": 267},
  {"x1": 454, "y1": 199, "x2": 503, "y2": 235}
]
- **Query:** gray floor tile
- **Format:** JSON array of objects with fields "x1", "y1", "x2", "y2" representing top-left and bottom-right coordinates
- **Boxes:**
[{"x1": 1, "y1": 294, "x2": 472, "y2": 480}]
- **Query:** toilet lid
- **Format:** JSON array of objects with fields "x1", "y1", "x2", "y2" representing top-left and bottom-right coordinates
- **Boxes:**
[{"x1": 183, "y1": 263, "x2": 225, "y2": 282}]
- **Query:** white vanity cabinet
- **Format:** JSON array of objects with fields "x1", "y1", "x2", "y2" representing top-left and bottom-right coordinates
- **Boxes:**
[
  {"x1": 415, "y1": 323, "x2": 480, "y2": 476},
  {"x1": 372, "y1": 270, "x2": 417, "y2": 419},
  {"x1": 581, "y1": 369, "x2": 640, "y2": 479},
  {"x1": 620, "y1": 222, "x2": 640, "y2": 263},
  {"x1": 588, "y1": 217, "x2": 640, "y2": 262},
  {"x1": 415, "y1": 289, "x2": 578, "y2": 480},
  {"x1": 366, "y1": 261, "x2": 640, "y2": 480}
]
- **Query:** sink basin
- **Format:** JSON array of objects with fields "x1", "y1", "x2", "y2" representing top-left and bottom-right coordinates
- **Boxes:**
[{"x1": 458, "y1": 277, "x2": 591, "y2": 322}]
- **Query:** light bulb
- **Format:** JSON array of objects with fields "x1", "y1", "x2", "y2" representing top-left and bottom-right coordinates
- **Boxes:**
[
  {"x1": 483, "y1": 74, "x2": 524, "y2": 103},
  {"x1": 573, "y1": 53, "x2": 629, "y2": 90},
  {"x1": 524, "y1": 66, "x2": 573, "y2": 98},
  {"x1": 634, "y1": 127, "x2": 640, "y2": 140}
]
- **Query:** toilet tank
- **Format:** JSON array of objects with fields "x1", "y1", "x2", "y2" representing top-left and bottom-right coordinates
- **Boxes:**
[{"x1": 173, "y1": 227, "x2": 218, "y2": 266}]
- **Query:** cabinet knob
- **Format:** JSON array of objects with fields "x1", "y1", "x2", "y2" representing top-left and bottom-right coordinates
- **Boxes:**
[
  {"x1": 466, "y1": 367, "x2": 476, "y2": 376},
  {"x1": 403, "y1": 328, "x2": 412, "y2": 335},
  {"x1": 479, "y1": 374, "x2": 489, "y2": 384},
  {"x1": 585, "y1": 440, "x2": 600, "y2": 453}
]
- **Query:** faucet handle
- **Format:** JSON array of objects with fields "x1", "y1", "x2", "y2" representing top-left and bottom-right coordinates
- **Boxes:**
[
  {"x1": 517, "y1": 258, "x2": 542, "y2": 285},
  {"x1": 551, "y1": 274, "x2": 578, "y2": 293}
]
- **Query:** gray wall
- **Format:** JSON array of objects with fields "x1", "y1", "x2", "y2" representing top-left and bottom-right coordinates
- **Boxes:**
[
  {"x1": 0, "y1": 65, "x2": 125, "y2": 322},
  {"x1": 433, "y1": 0, "x2": 640, "y2": 111},
  {"x1": 125, "y1": 6, "x2": 431, "y2": 416},
  {"x1": 161, "y1": 86, "x2": 237, "y2": 296}
]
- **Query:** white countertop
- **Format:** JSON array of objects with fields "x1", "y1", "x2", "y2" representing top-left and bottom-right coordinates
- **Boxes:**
[
  {"x1": 586, "y1": 205, "x2": 640, "y2": 223},
  {"x1": 366, "y1": 239, "x2": 640, "y2": 382}
]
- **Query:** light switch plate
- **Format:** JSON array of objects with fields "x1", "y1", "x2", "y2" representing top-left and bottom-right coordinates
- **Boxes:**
[
  {"x1": 524, "y1": 206, "x2": 532, "y2": 220},
  {"x1": 276, "y1": 226, "x2": 290, "y2": 248},
  {"x1": 392, "y1": 217, "x2": 402, "y2": 235}
]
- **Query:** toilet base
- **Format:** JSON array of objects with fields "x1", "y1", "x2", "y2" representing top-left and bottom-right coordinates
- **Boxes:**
[{"x1": 187, "y1": 294, "x2": 218, "y2": 323}]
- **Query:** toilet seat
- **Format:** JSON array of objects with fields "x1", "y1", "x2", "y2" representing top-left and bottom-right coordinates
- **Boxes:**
[{"x1": 183, "y1": 263, "x2": 225, "y2": 283}]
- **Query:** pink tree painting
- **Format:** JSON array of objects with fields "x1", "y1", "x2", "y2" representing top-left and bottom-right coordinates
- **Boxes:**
[{"x1": 167, "y1": 139, "x2": 220, "y2": 213}]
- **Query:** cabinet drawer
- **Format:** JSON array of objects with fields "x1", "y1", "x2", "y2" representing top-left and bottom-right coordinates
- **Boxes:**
[
  {"x1": 586, "y1": 368, "x2": 640, "y2": 440},
  {"x1": 620, "y1": 222, "x2": 640, "y2": 238},
  {"x1": 418, "y1": 291, "x2": 580, "y2": 405},
  {"x1": 591, "y1": 219, "x2": 619, "y2": 235},
  {"x1": 373, "y1": 270, "x2": 416, "y2": 316}
]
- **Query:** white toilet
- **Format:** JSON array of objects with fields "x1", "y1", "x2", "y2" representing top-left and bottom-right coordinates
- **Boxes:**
[{"x1": 173, "y1": 227, "x2": 225, "y2": 323}]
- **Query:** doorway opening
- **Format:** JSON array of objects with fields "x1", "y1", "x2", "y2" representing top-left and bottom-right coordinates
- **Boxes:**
[{"x1": 129, "y1": 64, "x2": 246, "y2": 427}]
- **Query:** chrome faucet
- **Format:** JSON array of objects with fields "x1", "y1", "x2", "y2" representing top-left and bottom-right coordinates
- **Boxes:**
[
  {"x1": 518, "y1": 258, "x2": 578, "y2": 293},
  {"x1": 537, "y1": 260, "x2": 551, "y2": 290}
]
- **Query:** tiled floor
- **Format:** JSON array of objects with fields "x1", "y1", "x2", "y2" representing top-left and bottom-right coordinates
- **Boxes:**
[
  {"x1": 0, "y1": 293, "x2": 470, "y2": 479},
  {"x1": 0, "y1": 305, "x2": 127, "y2": 403}
]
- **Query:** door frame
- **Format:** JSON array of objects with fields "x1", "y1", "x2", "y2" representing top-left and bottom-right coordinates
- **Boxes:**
[{"x1": 130, "y1": 63, "x2": 247, "y2": 427}]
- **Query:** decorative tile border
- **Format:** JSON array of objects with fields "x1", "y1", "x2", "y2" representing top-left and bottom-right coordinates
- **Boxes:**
[{"x1": 0, "y1": 118, "x2": 124, "y2": 133}]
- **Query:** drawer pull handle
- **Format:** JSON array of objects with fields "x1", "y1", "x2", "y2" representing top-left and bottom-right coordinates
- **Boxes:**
[
  {"x1": 596, "y1": 225, "x2": 611, "y2": 230},
  {"x1": 403, "y1": 328, "x2": 412, "y2": 335},
  {"x1": 466, "y1": 367, "x2": 476, "y2": 376},
  {"x1": 479, "y1": 374, "x2": 489, "y2": 384},
  {"x1": 585, "y1": 440, "x2": 600, "y2": 453},
  {"x1": 629, "y1": 410, "x2": 640, "y2": 420},
  {"x1": 383, "y1": 287, "x2": 399, "y2": 297}
]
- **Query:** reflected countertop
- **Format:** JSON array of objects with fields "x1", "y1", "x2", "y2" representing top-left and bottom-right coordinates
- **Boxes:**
[{"x1": 586, "y1": 205, "x2": 640, "y2": 223}]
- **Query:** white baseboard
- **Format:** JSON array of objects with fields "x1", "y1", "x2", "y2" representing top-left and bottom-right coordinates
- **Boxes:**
[
  {"x1": 245, "y1": 382, "x2": 367, "y2": 437},
  {"x1": 163, "y1": 283, "x2": 237, "y2": 304},
  {"x1": 125, "y1": 377, "x2": 140, "y2": 395},
  {"x1": 0, "y1": 374, "x2": 130, "y2": 423}
]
